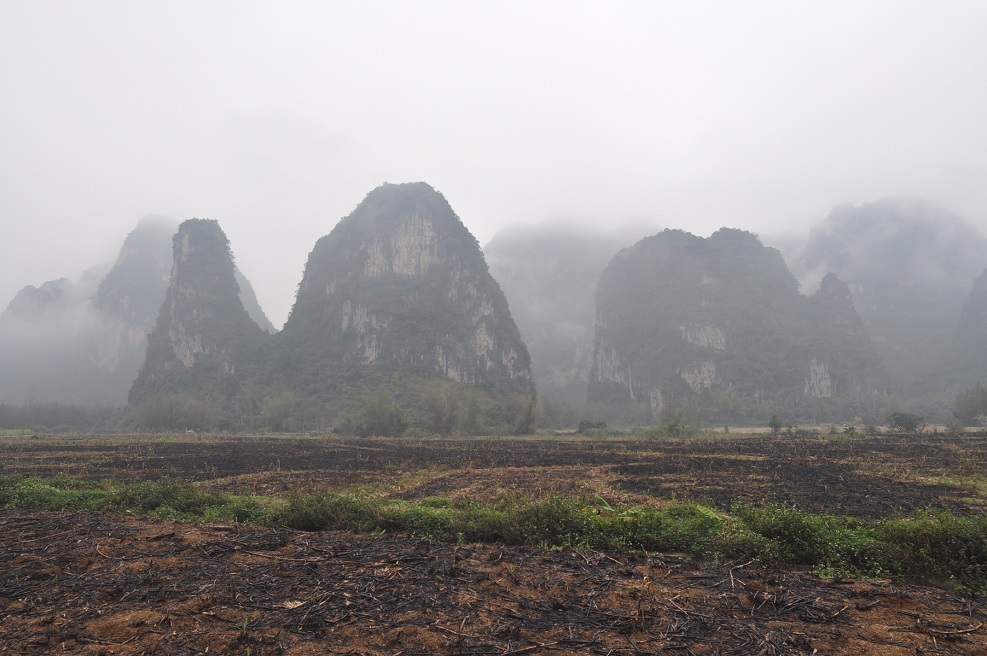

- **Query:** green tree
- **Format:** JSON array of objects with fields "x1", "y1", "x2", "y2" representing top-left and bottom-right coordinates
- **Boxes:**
[
  {"x1": 885, "y1": 411, "x2": 926, "y2": 434},
  {"x1": 513, "y1": 392, "x2": 538, "y2": 435},
  {"x1": 262, "y1": 390, "x2": 297, "y2": 432},
  {"x1": 462, "y1": 392, "x2": 481, "y2": 436},
  {"x1": 768, "y1": 413, "x2": 782, "y2": 435},
  {"x1": 423, "y1": 385, "x2": 461, "y2": 435},
  {"x1": 357, "y1": 394, "x2": 407, "y2": 437}
]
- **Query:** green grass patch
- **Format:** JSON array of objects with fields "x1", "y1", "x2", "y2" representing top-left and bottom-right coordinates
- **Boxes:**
[
  {"x1": 0, "y1": 428, "x2": 36, "y2": 437},
  {"x1": 0, "y1": 475, "x2": 268, "y2": 523},
  {"x1": 5, "y1": 474, "x2": 987, "y2": 591}
]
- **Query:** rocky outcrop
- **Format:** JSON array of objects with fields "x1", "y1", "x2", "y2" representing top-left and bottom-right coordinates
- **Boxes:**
[
  {"x1": 588, "y1": 228, "x2": 890, "y2": 423},
  {"x1": 281, "y1": 182, "x2": 533, "y2": 398},
  {"x1": 129, "y1": 219, "x2": 265, "y2": 403}
]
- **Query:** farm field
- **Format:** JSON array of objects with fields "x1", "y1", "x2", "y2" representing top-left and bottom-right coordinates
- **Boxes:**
[{"x1": 3, "y1": 432, "x2": 987, "y2": 654}]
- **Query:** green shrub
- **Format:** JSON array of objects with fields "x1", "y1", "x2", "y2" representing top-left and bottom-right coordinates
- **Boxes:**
[
  {"x1": 876, "y1": 512, "x2": 987, "y2": 590},
  {"x1": 512, "y1": 495, "x2": 595, "y2": 547},
  {"x1": 578, "y1": 420, "x2": 608, "y2": 433},
  {"x1": 732, "y1": 504, "x2": 833, "y2": 565},
  {"x1": 272, "y1": 491, "x2": 379, "y2": 532},
  {"x1": 885, "y1": 412, "x2": 927, "y2": 433},
  {"x1": 615, "y1": 503, "x2": 722, "y2": 555},
  {"x1": 383, "y1": 504, "x2": 455, "y2": 541},
  {"x1": 108, "y1": 480, "x2": 227, "y2": 517},
  {"x1": 2, "y1": 476, "x2": 104, "y2": 511}
]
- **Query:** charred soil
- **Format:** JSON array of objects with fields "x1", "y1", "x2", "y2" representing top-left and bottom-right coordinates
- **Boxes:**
[{"x1": 2, "y1": 433, "x2": 987, "y2": 654}]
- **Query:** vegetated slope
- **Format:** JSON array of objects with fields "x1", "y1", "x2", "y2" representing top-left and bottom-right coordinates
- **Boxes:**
[
  {"x1": 484, "y1": 223, "x2": 649, "y2": 414},
  {"x1": 795, "y1": 196, "x2": 987, "y2": 391},
  {"x1": 0, "y1": 217, "x2": 275, "y2": 406},
  {"x1": 921, "y1": 267, "x2": 987, "y2": 396},
  {"x1": 588, "y1": 228, "x2": 891, "y2": 424},
  {"x1": 124, "y1": 183, "x2": 533, "y2": 432},
  {"x1": 128, "y1": 219, "x2": 267, "y2": 405},
  {"x1": 275, "y1": 182, "x2": 533, "y2": 422}
]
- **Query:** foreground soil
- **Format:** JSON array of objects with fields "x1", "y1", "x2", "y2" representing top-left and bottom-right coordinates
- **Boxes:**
[{"x1": 2, "y1": 508, "x2": 985, "y2": 656}]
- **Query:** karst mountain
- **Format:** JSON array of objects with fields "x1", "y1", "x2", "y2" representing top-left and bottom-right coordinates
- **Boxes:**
[
  {"x1": 4, "y1": 188, "x2": 986, "y2": 429},
  {"x1": 795, "y1": 197, "x2": 987, "y2": 392},
  {"x1": 128, "y1": 183, "x2": 534, "y2": 432},
  {"x1": 588, "y1": 228, "x2": 892, "y2": 424},
  {"x1": 0, "y1": 217, "x2": 273, "y2": 406}
]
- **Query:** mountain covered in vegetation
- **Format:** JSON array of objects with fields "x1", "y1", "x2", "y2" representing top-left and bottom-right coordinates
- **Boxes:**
[
  {"x1": 282, "y1": 183, "x2": 531, "y2": 393},
  {"x1": 5, "y1": 189, "x2": 986, "y2": 430},
  {"x1": 0, "y1": 217, "x2": 273, "y2": 406},
  {"x1": 267, "y1": 182, "x2": 534, "y2": 431},
  {"x1": 128, "y1": 183, "x2": 534, "y2": 433},
  {"x1": 588, "y1": 228, "x2": 892, "y2": 424},
  {"x1": 128, "y1": 219, "x2": 268, "y2": 405},
  {"x1": 794, "y1": 197, "x2": 987, "y2": 391}
]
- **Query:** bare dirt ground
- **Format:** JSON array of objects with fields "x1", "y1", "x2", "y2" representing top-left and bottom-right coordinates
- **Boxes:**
[
  {"x1": 4, "y1": 509, "x2": 987, "y2": 655},
  {"x1": 2, "y1": 433, "x2": 987, "y2": 655},
  {"x1": 3, "y1": 433, "x2": 985, "y2": 517}
]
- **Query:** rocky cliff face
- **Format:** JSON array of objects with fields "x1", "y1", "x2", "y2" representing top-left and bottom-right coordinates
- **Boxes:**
[
  {"x1": 795, "y1": 197, "x2": 987, "y2": 390},
  {"x1": 588, "y1": 228, "x2": 890, "y2": 423},
  {"x1": 128, "y1": 219, "x2": 265, "y2": 403},
  {"x1": 281, "y1": 182, "x2": 533, "y2": 398}
]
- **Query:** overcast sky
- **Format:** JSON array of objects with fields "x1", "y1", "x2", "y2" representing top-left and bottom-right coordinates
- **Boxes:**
[{"x1": 3, "y1": 1, "x2": 986, "y2": 328}]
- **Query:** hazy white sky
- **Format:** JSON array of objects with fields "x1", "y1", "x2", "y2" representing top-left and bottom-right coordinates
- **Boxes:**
[{"x1": 3, "y1": 0, "x2": 986, "y2": 328}]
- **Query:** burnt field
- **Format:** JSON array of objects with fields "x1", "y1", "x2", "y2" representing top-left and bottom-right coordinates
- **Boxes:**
[
  {"x1": 3, "y1": 432, "x2": 987, "y2": 655},
  {"x1": 3, "y1": 432, "x2": 987, "y2": 518}
]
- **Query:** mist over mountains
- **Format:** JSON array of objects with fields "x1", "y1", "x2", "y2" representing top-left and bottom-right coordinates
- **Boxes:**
[
  {"x1": 587, "y1": 228, "x2": 891, "y2": 425},
  {"x1": 1, "y1": 187, "x2": 985, "y2": 429},
  {"x1": 484, "y1": 222, "x2": 656, "y2": 420},
  {"x1": 0, "y1": 217, "x2": 274, "y2": 405},
  {"x1": 794, "y1": 197, "x2": 987, "y2": 392}
]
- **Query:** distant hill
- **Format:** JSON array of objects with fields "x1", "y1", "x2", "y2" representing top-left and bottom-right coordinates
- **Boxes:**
[
  {"x1": 484, "y1": 223, "x2": 651, "y2": 417},
  {"x1": 794, "y1": 197, "x2": 987, "y2": 390},
  {"x1": 588, "y1": 228, "x2": 891, "y2": 424},
  {"x1": 0, "y1": 217, "x2": 274, "y2": 405},
  {"x1": 919, "y1": 267, "x2": 987, "y2": 398}
]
